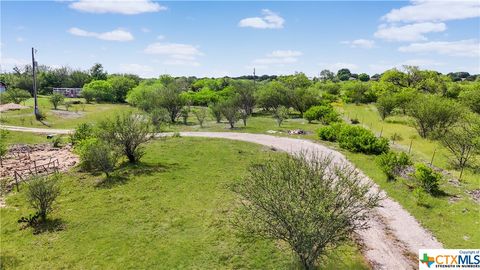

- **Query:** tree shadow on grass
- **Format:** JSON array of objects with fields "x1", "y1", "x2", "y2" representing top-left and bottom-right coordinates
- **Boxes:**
[
  {"x1": 1, "y1": 254, "x2": 19, "y2": 269},
  {"x1": 31, "y1": 218, "x2": 65, "y2": 235},
  {"x1": 95, "y1": 174, "x2": 129, "y2": 189}
]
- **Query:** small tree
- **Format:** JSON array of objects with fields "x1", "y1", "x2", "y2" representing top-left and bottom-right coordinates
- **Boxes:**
[
  {"x1": 376, "y1": 94, "x2": 396, "y2": 120},
  {"x1": 193, "y1": 107, "x2": 208, "y2": 128},
  {"x1": 150, "y1": 108, "x2": 170, "y2": 133},
  {"x1": 70, "y1": 123, "x2": 95, "y2": 145},
  {"x1": 440, "y1": 114, "x2": 480, "y2": 179},
  {"x1": 26, "y1": 175, "x2": 61, "y2": 221},
  {"x1": 64, "y1": 102, "x2": 72, "y2": 111},
  {"x1": 415, "y1": 163, "x2": 441, "y2": 194},
  {"x1": 233, "y1": 152, "x2": 381, "y2": 269},
  {"x1": 209, "y1": 102, "x2": 223, "y2": 123},
  {"x1": 180, "y1": 107, "x2": 190, "y2": 125},
  {"x1": 273, "y1": 106, "x2": 289, "y2": 127},
  {"x1": 49, "y1": 93, "x2": 65, "y2": 110},
  {"x1": 219, "y1": 99, "x2": 240, "y2": 128},
  {"x1": 99, "y1": 112, "x2": 152, "y2": 163}
]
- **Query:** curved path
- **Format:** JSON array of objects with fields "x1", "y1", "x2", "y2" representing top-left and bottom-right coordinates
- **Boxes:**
[{"x1": 1, "y1": 125, "x2": 442, "y2": 269}]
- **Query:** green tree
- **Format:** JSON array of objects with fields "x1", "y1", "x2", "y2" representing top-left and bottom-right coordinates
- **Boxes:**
[
  {"x1": 319, "y1": 69, "x2": 335, "y2": 81},
  {"x1": 459, "y1": 86, "x2": 480, "y2": 114},
  {"x1": 376, "y1": 94, "x2": 397, "y2": 120},
  {"x1": 90, "y1": 63, "x2": 107, "y2": 81},
  {"x1": 408, "y1": 95, "x2": 465, "y2": 138},
  {"x1": 107, "y1": 75, "x2": 137, "y2": 103},
  {"x1": 99, "y1": 112, "x2": 153, "y2": 163},
  {"x1": 78, "y1": 138, "x2": 118, "y2": 178},
  {"x1": 158, "y1": 81, "x2": 187, "y2": 123},
  {"x1": 336, "y1": 68, "x2": 351, "y2": 81},
  {"x1": 255, "y1": 81, "x2": 289, "y2": 111},
  {"x1": 358, "y1": 73, "x2": 370, "y2": 82},
  {"x1": 219, "y1": 98, "x2": 240, "y2": 128},
  {"x1": 49, "y1": 93, "x2": 65, "y2": 110},
  {"x1": 233, "y1": 152, "x2": 381, "y2": 270},
  {"x1": 273, "y1": 105, "x2": 289, "y2": 127},
  {"x1": 193, "y1": 107, "x2": 208, "y2": 128},
  {"x1": 82, "y1": 80, "x2": 115, "y2": 103}
]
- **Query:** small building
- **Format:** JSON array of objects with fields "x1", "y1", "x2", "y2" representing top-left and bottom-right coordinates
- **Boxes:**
[
  {"x1": 0, "y1": 82, "x2": 6, "y2": 93},
  {"x1": 52, "y1": 88, "x2": 82, "y2": 98}
]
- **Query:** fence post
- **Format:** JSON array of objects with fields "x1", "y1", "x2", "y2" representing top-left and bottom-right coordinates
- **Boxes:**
[
  {"x1": 14, "y1": 172, "x2": 20, "y2": 192},
  {"x1": 408, "y1": 139, "x2": 413, "y2": 154},
  {"x1": 430, "y1": 148, "x2": 437, "y2": 166}
]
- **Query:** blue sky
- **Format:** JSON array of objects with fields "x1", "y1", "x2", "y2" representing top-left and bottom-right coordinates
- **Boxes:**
[{"x1": 1, "y1": 0, "x2": 479, "y2": 78}]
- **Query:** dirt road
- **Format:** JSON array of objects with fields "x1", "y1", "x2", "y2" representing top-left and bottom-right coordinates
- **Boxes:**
[{"x1": 0, "y1": 125, "x2": 443, "y2": 269}]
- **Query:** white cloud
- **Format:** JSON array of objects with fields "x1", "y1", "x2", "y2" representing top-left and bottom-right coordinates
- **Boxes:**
[
  {"x1": 238, "y1": 9, "x2": 284, "y2": 29},
  {"x1": 398, "y1": 39, "x2": 480, "y2": 57},
  {"x1": 69, "y1": 0, "x2": 166, "y2": 15},
  {"x1": 144, "y1": 42, "x2": 203, "y2": 67},
  {"x1": 251, "y1": 50, "x2": 302, "y2": 68},
  {"x1": 319, "y1": 62, "x2": 358, "y2": 72},
  {"x1": 163, "y1": 59, "x2": 200, "y2": 67},
  {"x1": 120, "y1": 63, "x2": 155, "y2": 77},
  {"x1": 144, "y1": 42, "x2": 202, "y2": 56},
  {"x1": 374, "y1": 22, "x2": 446, "y2": 42},
  {"x1": 0, "y1": 57, "x2": 29, "y2": 72},
  {"x1": 141, "y1": 27, "x2": 150, "y2": 33},
  {"x1": 382, "y1": 0, "x2": 480, "y2": 23},
  {"x1": 68, "y1": 27, "x2": 134, "y2": 41},
  {"x1": 341, "y1": 39, "x2": 375, "y2": 48},
  {"x1": 267, "y1": 50, "x2": 303, "y2": 58},
  {"x1": 253, "y1": 57, "x2": 298, "y2": 65}
]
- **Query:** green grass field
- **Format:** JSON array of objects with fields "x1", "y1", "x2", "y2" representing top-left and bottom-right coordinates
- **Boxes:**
[
  {"x1": 0, "y1": 138, "x2": 368, "y2": 269},
  {"x1": 2, "y1": 101, "x2": 479, "y2": 251},
  {"x1": 0, "y1": 96, "x2": 131, "y2": 129}
]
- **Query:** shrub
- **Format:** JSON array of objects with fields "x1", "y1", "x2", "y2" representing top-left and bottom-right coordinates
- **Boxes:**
[
  {"x1": 26, "y1": 175, "x2": 61, "y2": 221},
  {"x1": 232, "y1": 152, "x2": 381, "y2": 269},
  {"x1": 78, "y1": 138, "x2": 117, "y2": 177},
  {"x1": 412, "y1": 187, "x2": 430, "y2": 207},
  {"x1": 273, "y1": 106, "x2": 289, "y2": 127},
  {"x1": 49, "y1": 93, "x2": 64, "y2": 110},
  {"x1": 337, "y1": 125, "x2": 389, "y2": 154},
  {"x1": 193, "y1": 107, "x2": 208, "y2": 128},
  {"x1": 51, "y1": 136, "x2": 62, "y2": 148},
  {"x1": 415, "y1": 163, "x2": 442, "y2": 194},
  {"x1": 209, "y1": 102, "x2": 223, "y2": 123},
  {"x1": 317, "y1": 122, "x2": 344, "y2": 142},
  {"x1": 70, "y1": 123, "x2": 95, "y2": 145},
  {"x1": 304, "y1": 105, "x2": 339, "y2": 124},
  {"x1": 3, "y1": 88, "x2": 31, "y2": 104},
  {"x1": 150, "y1": 108, "x2": 170, "y2": 132},
  {"x1": 82, "y1": 80, "x2": 115, "y2": 103},
  {"x1": 377, "y1": 151, "x2": 412, "y2": 181},
  {"x1": 99, "y1": 112, "x2": 152, "y2": 163},
  {"x1": 180, "y1": 107, "x2": 190, "y2": 125},
  {"x1": 218, "y1": 98, "x2": 240, "y2": 128}
]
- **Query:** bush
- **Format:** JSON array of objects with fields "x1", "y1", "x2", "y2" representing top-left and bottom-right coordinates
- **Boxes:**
[
  {"x1": 317, "y1": 122, "x2": 344, "y2": 142},
  {"x1": 49, "y1": 93, "x2": 64, "y2": 110},
  {"x1": 150, "y1": 108, "x2": 170, "y2": 132},
  {"x1": 70, "y1": 123, "x2": 95, "y2": 145},
  {"x1": 99, "y1": 112, "x2": 152, "y2": 163},
  {"x1": 377, "y1": 151, "x2": 412, "y2": 181},
  {"x1": 273, "y1": 106, "x2": 289, "y2": 127},
  {"x1": 51, "y1": 136, "x2": 62, "y2": 148},
  {"x1": 415, "y1": 163, "x2": 442, "y2": 194},
  {"x1": 304, "y1": 105, "x2": 339, "y2": 124},
  {"x1": 412, "y1": 187, "x2": 430, "y2": 207},
  {"x1": 232, "y1": 152, "x2": 381, "y2": 269},
  {"x1": 26, "y1": 175, "x2": 61, "y2": 221},
  {"x1": 78, "y1": 138, "x2": 117, "y2": 177},
  {"x1": 337, "y1": 125, "x2": 389, "y2": 154},
  {"x1": 209, "y1": 102, "x2": 223, "y2": 123},
  {"x1": 82, "y1": 80, "x2": 115, "y2": 103},
  {"x1": 2, "y1": 88, "x2": 31, "y2": 104},
  {"x1": 193, "y1": 107, "x2": 208, "y2": 128}
]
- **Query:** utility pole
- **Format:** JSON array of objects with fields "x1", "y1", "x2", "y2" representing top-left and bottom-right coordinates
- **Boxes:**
[{"x1": 32, "y1": 47, "x2": 39, "y2": 119}]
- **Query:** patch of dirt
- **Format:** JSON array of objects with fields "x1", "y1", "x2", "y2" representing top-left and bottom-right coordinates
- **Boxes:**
[
  {"x1": 0, "y1": 103, "x2": 29, "y2": 112},
  {"x1": 50, "y1": 110, "x2": 85, "y2": 119},
  {"x1": 0, "y1": 143, "x2": 78, "y2": 191},
  {"x1": 467, "y1": 189, "x2": 480, "y2": 203}
]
